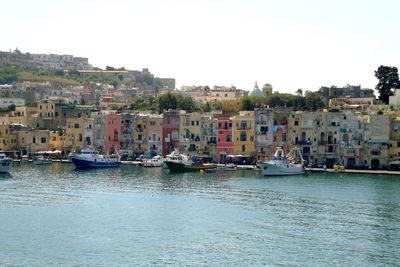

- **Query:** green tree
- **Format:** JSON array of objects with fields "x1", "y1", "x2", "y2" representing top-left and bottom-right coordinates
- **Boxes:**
[
  {"x1": 54, "y1": 69, "x2": 65, "y2": 76},
  {"x1": 0, "y1": 65, "x2": 18, "y2": 84},
  {"x1": 375, "y1": 65, "x2": 399, "y2": 104},
  {"x1": 240, "y1": 96, "x2": 264, "y2": 110},
  {"x1": 158, "y1": 92, "x2": 178, "y2": 112}
]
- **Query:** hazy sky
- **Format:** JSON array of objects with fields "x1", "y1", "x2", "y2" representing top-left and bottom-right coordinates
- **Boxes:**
[{"x1": 2, "y1": 0, "x2": 399, "y2": 93}]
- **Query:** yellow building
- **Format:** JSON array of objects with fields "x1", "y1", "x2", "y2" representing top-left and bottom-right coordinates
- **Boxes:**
[
  {"x1": 179, "y1": 112, "x2": 203, "y2": 154},
  {"x1": 49, "y1": 130, "x2": 68, "y2": 151},
  {"x1": 0, "y1": 125, "x2": 18, "y2": 151},
  {"x1": 17, "y1": 129, "x2": 50, "y2": 153},
  {"x1": 66, "y1": 117, "x2": 94, "y2": 150},
  {"x1": 132, "y1": 114, "x2": 148, "y2": 156},
  {"x1": 8, "y1": 106, "x2": 38, "y2": 127},
  {"x1": 232, "y1": 111, "x2": 255, "y2": 159}
]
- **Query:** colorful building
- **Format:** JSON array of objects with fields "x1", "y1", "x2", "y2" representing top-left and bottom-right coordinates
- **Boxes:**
[
  {"x1": 162, "y1": 110, "x2": 180, "y2": 155},
  {"x1": 232, "y1": 111, "x2": 255, "y2": 163},
  {"x1": 104, "y1": 113, "x2": 121, "y2": 154},
  {"x1": 147, "y1": 114, "x2": 163, "y2": 157},
  {"x1": 216, "y1": 117, "x2": 233, "y2": 163},
  {"x1": 132, "y1": 114, "x2": 148, "y2": 157}
]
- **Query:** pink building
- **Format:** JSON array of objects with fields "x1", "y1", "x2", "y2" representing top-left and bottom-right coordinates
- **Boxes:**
[
  {"x1": 216, "y1": 117, "x2": 233, "y2": 163},
  {"x1": 104, "y1": 114, "x2": 121, "y2": 154}
]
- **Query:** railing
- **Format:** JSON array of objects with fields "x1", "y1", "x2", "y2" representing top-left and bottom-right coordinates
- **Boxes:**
[{"x1": 294, "y1": 140, "x2": 312, "y2": 145}]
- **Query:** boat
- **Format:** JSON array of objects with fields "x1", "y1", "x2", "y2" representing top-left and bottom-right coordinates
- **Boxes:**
[
  {"x1": 33, "y1": 155, "x2": 52, "y2": 165},
  {"x1": 164, "y1": 152, "x2": 217, "y2": 172},
  {"x1": 260, "y1": 147, "x2": 305, "y2": 176},
  {"x1": 69, "y1": 147, "x2": 121, "y2": 169},
  {"x1": 223, "y1": 163, "x2": 237, "y2": 171},
  {"x1": 0, "y1": 152, "x2": 13, "y2": 173},
  {"x1": 143, "y1": 155, "x2": 163, "y2": 167}
]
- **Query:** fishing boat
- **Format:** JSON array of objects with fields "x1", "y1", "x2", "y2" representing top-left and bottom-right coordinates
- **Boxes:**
[
  {"x1": 143, "y1": 155, "x2": 163, "y2": 167},
  {"x1": 69, "y1": 147, "x2": 120, "y2": 169},
  {"x1": 0, "y1": 152, "x2": 13, "y2": 173},
  {"x1": 164, "y1": 152, "x2": 217, "y2": 172},
  {"x1": 260, "y1": 147, "x2": 305, "y2": 176},
  {"x1": 33, "y1": 155, "x2": 52, "y2": 165}
]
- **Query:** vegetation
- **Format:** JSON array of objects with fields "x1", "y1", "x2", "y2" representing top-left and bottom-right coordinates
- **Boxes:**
[{"x1": 375, "y1": 65, "x2": 399, "y2": 104}]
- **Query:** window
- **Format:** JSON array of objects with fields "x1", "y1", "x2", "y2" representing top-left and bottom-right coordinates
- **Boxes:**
[
  {"x1": 32, "y1": 137, "x2": 36, "y2": 143},
  {"x1": 41, "y1": 137, "x2": 46, "y2": 143},
  {"x1": 240, "y1": 131, "x2": 247, "y2": 141},
  {"x1": 74, "y1": 123, "x2": 80, "y2": 129},
  {"x1": 294, "y1": 121, "x2": 299, "y2": 126},
  {"x1": 242, "y1": 145, "x2": 245, "y2": 152},
  {"x1": 226, "y1": 134, "x2": 232, "y2": 142},
  {"x1": 114, "y1": 129, "x2": 119, "y2": 141}
]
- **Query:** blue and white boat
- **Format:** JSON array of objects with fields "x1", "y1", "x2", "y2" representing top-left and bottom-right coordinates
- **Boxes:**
[
  {"x1": 69, "y1": 147, "x2": 120, "y2": 169},
  {"x1": 0, "y1": 152, "x2": 13, "y2": 173}
]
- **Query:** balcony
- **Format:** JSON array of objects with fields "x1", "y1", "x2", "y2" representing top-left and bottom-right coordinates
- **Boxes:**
[
  {"x1": 294, "y1": 140, "x2": 312, "y2": 145},
  {"x1": 134, "y1": 140, "x2": 143, "y2": 144},
  {"x1": 135, "y1": 128, "x2": 144, "y2": 132}
]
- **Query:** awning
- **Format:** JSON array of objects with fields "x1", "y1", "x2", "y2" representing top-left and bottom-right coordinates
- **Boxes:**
[{"x1": 389, "y1": 161, "x2": 400, "y2": 165}]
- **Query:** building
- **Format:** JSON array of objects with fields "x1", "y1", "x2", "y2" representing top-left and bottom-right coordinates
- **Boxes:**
[
  {"x1": 104, "y1": 114, "x2": 121, "y2": 154},
  {"x1": 147, "y1": 114, "x2": 163, "y2": 157},
  {"x1": 389, "y1": 89, "x2": 400, "y2": 108},
  {"x1": 132, "y1": 114, "x2": 148, "y2": 157},
  {"x1": 216, "y1": 117, "x2": 233, "y2": 163},
  {"x1": 162, "y1": 110, "x2": 180, "y2": 155},
  {"x1": 363, "y1": 115, "x2": 390, "y2": 169},
  {"x1": 255, "y1": 108, "x2": 274, "y2": 160},
  {"x1": 65, "y1": 117, "x2": 94, "y2": 150},
  {"x1": 0, "y1": 98, "x2": 25, "y2": 109},
  {"x1": 179, "y1": 112, "x2": 203, "y2": 155},
  {"x1": 262, "y1": 84, "x2": 273, "y2": 97},
  {"x1": 232, "y1": 111, "x2": 255, "y2": 163},
  {"x1": 249, "y1": 82, "x2": 264, "y2": 97}
]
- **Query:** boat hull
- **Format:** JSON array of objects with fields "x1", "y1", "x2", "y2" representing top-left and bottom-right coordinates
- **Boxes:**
[
  {"x1": 33, "y1": 160, "x2": 52, "y2": 165},
  {"x1": 165, "y1": 161, "x2": 217, "y2": 172},
  {"x1": 261, "y1": 162, "x2": 304, "y2": 176},
  {"x1": 0, "y1": 159, "x2": 13, "y2": 173},
  {"x1": 71, "y1": 158, "x2": 121, "y2": 169}
]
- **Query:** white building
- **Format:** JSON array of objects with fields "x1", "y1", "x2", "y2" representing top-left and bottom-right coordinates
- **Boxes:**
[{"x1": 0, "y1": 98, "x2": 25, "y2": 108}]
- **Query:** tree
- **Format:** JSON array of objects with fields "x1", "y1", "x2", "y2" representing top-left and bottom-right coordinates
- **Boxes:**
[
  {"x1": 55, "y1": 69, "x2": 65, "y2": 76},
  {"x1": 296, "y1": 88, "x2": 303, "y2": 96},
  {"x1": 158, "y1": 92, "x2": 178, "y2": 112},
  {"x1": 375, "y1": 65, "x2": 399, "y2": 104},
  {"x1": 240, "y1": 96, "x2": 264, "y2": 110}
]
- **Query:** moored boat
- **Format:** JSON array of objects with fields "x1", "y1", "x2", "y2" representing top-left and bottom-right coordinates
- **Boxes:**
[
  {"x1": 69, "y1": 147, "x2": 121, "y2": 169},
  {"x1": 0, "y1": 152, "x2": 13, "y2": 173},
  {"x1": 260, "y1": 148, "x2": 305, "y2": 176},
  {"x1": 33, "y1": 155, "x2": 52, "y2": 165},
  {"x1": 143, "y1": 155, "x2": 163, "y2": 167},
  {"x1": 164, "y1": 152, "x2": 217, "y2": 172}
]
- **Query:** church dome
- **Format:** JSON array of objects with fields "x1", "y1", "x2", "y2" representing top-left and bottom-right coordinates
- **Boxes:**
[{"x1": 249, "y1": 82, "x2": 264, "y2": 97}]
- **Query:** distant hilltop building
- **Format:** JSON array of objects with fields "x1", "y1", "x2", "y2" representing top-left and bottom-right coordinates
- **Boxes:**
[
  {"x1": 262, "y1": 83, "x2": 273, "y2": 96},
  {"x1": 0, "y1": 49, "x2": 92, "y2": 70},
  {"x1": 315, "y1": 84, "x2": 374, "y2": 104},
  {"x1": 179, "y1": 85, "x2": 247, "y2": 101}
]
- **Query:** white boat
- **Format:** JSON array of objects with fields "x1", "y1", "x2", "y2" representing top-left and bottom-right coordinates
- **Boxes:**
[
  {"x1": 223, "y1": 163, "x2": 237, "y2": 171},
  {"x1": 0, "y1": 153, "x2": 13, "y2": 173},
  {"x1": 260, "y1": 148, "x2": 305, "y2": 176},
  {"x1": 69, "y1": 147, "x2": 120, "y2": 169},
  {"x1": 33, "y1": 155, "x2": 52, "y2": 165},
  {"x1": 143, "y1": 155, "x2": 163, "y2": 167}
]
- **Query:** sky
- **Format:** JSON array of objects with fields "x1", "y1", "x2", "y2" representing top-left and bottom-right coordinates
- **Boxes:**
[{"x1": 2, "y1": 0, "x2": 400, "y2": 93}]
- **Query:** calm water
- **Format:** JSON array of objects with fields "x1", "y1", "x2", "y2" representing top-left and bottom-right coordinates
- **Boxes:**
[{"x1": 1, "y1": 163, "x2": 399, "y2": 266}]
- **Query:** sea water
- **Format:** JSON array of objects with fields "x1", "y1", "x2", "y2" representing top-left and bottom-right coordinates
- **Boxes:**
[{"x1": 0, "y1": 163, "x2": 399, "y2": 266}]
